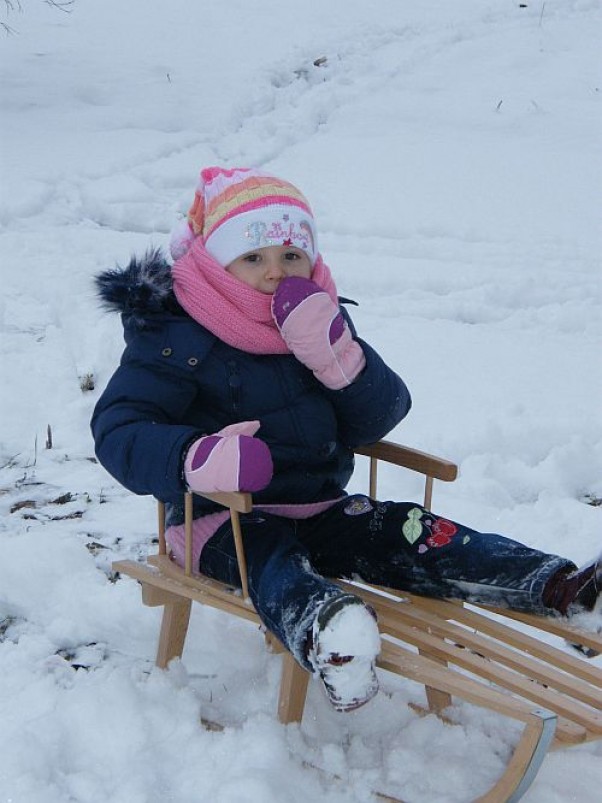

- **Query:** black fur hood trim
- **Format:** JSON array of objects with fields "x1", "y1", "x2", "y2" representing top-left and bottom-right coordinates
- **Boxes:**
[{"x1": 95, "y1": 249, "x2": 181, "y2": 319}]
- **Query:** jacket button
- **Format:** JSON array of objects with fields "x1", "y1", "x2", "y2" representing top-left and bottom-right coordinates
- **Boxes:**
[
  {"x1": 187, "y1": 357, "x2": 199, "y2": 367},
  {"x1": 161, "y1": 348, "x2": 172, "y2": 357}
]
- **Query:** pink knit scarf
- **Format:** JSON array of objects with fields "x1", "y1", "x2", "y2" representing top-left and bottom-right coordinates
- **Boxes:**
[{"x1": 171, "y1": 240, "x2": 339, "y2": 354}]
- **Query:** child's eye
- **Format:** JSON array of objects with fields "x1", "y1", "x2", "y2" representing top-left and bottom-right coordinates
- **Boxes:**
[
  {"x1": 243, "y1": 253, "x2": 261, "y2": 263},
  {"x1": 283, "y1": 251, "x2": 300, "y2": 261}
]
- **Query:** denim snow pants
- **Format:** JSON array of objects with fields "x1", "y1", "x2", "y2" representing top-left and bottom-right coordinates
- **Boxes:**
[{"x1": 198, "y1": 495, "x2": 573, "y2": 668}]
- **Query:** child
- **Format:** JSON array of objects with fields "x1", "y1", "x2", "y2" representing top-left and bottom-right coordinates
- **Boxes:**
[{"x1": 92, "y1": 166, "x2": 601, "y2": 712}]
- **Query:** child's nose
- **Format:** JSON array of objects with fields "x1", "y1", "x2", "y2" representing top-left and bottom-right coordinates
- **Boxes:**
[{"x1": 264, "y1": 258, "x2": 286, "y2": 279}]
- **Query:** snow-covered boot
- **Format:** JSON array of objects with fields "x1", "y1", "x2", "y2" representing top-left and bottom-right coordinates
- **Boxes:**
[
  {"x1": 542, "y1": 553, "x2": 602, "y2": 658},
  {"x1": 543, "y1": 554, "x2": 602, "y2": 616},
  {"x1": 308, "y1": 593, "x2": 381, "y2": 712}
]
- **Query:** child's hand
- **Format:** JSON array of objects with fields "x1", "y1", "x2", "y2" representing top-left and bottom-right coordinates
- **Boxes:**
[
  {"x1": 271, "y1": 277, "x2": 366, "y2": 390},
  {"x1": 184, "y1": 421, "x2": 273, "y2": 494}
]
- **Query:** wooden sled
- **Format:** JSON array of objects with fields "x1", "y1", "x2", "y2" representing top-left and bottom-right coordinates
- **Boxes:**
[{"x1": 114, "y1": 440, "x2": 602, "y2": 802}]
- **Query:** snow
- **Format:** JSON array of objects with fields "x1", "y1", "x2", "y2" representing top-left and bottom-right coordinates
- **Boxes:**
[
  {"x1": 310, "y1": 599, "x2": 381, "y2": 711},
  {"x1": 1, "y1": 0, "x2": 601, "y2": 800}
]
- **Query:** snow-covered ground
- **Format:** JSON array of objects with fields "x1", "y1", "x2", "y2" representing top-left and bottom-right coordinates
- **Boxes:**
[{"x1": 1, "y1": 1, "x2": 601, "y2": 800}]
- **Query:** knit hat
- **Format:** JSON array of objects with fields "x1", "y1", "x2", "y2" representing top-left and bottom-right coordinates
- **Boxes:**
[{"x1": 169, "y1": 167, "x2": 318, "y2": 266}]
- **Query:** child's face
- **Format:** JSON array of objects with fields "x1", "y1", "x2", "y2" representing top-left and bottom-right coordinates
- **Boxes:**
[{"x1": 226, "y1": 245, "x2": 312, "y2": 294}]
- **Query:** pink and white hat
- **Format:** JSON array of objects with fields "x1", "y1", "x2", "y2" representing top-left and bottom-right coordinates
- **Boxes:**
[{"x1": 170, "y1": 167, "x2": 318, "y2": 266}]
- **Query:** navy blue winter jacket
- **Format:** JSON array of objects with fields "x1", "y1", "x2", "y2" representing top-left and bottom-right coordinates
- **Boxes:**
[{"x1": 91, "y1": 251, "x2": 411, "y2": 525}]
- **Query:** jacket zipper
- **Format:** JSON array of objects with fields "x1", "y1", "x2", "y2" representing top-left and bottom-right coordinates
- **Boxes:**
[{"x1": 227, "y1": 360, "x2": 241, "y2": 413}]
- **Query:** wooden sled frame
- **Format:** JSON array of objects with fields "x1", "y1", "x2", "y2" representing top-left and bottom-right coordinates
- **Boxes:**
[{"x1": 114, "y1": 440, "x2": 602, "y2": 802}]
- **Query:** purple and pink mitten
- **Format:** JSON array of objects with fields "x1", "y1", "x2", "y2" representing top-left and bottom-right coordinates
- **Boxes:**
[
  {"x1": 184, "y1": 421, "x2": 273, "y2": 494},
  {"x1": 271, "y1": 277, "x2": 366, "y2": 390}
]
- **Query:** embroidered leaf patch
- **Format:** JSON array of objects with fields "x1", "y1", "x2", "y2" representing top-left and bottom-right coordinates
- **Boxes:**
[{"x1": 402, "y1": 507, "x2": 424, "y2": 544}]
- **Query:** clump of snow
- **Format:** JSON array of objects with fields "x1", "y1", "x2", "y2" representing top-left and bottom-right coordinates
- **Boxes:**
[
  {"x1": 1, "y1": 1, "x2": 601, "y2": 801},
  {"x1": 310, "y1": 599, "x2": 380, "y2": 710}
]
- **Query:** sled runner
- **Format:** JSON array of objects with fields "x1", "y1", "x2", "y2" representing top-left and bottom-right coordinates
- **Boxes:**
[{"x1": 113, "y1": 440, "x2": 602, "y2": 803}]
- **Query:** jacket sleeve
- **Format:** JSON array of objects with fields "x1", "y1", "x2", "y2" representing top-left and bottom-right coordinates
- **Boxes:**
[
  {"x1": 321, "y1": 309, "x2": 412, "y2": 448},
  {"x1": 90, "y1": 324, "x2": 204, "y2": 501}
]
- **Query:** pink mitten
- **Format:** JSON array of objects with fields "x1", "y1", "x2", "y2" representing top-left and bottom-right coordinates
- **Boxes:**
[
  {"x1": 184, "y1": 421, "x2": 273, "y2": 494},
  {"x1": 272, "y1": 277, "x2": 366, "y2": 390}
]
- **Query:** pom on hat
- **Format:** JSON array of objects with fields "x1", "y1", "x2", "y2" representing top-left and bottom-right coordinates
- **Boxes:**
[
  {"x1": 169, "y1": 217, "x2": 196, "y2": 261},
  {"x1": 169, "y1": 167, "x2": 318, "y2": 266}
]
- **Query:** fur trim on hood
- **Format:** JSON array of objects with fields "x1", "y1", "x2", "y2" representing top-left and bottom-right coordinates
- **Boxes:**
[{"x1": 95, "y1": 249, "x2": 182, "y2": 319}]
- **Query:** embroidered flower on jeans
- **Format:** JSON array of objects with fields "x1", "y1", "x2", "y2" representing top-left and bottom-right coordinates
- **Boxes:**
[
  {"x1": 344, "y1": 496, "x2": 373, "y2": 516},
  {"x1": 426, "y1": 518, "x2": 458, "y2": 548}
]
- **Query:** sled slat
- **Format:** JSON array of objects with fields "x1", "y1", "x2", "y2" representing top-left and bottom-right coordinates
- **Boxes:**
[
  {"x1": 378, "y1": 640, "x2": 538, "y2": 724},
  {"x1": 400, "y1": 592, "x2": 602, "y2": 688},
  {"x1": 380, "y1": 619, "x2": 602, "y2": 733},
  {"x1": 114, "y1": 559, "x2": 259, "y2": 624},
  {"x1": 373, "y1": 601, "x2": 602, "y2": 710}
]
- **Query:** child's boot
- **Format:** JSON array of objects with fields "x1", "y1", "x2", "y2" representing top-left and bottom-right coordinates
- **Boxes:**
[
  {"x1": 308, "y1": 593, "x2": 381, "y2": 712},
  {"x1": 542, "y1": 554, "x2": 602, "y2": 616}
]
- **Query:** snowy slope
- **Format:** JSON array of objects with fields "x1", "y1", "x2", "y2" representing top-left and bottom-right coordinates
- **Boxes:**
[{"x1": 1, "y1": 1, "x2": 601, "y2": 801}]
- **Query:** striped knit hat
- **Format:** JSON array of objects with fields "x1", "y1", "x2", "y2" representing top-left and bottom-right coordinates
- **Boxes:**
[{"x1": 169, "y1": 167, "x2": 318, "y2": 266}]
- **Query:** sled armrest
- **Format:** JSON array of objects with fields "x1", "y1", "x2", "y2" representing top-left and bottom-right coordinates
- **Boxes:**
[
  {"x1": 355, "y1": 440, "x2": 458, "y2": 481},
  {"x1": 353, "y1": 440, "x2": 458, "y2": 509},
  {"x1": 196, "y1": 490, "x2": 253, "y2": 514}
]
